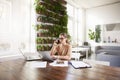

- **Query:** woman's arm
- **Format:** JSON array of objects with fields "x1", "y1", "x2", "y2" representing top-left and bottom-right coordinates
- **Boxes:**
[{"x1": 50, "y1": 43, "x2": 58, "y2": 55}]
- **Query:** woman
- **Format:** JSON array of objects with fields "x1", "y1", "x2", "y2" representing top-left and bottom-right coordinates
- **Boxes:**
[{"x1": 50, "y1": 33, "x2": 72, "y2": 60}]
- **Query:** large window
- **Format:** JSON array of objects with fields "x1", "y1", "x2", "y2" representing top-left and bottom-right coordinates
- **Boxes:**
[
  {"x1": 67, "y1": 4, "x2": 84, "y2": 46},
  {"x1": 0, "y1": 0, "x2": 31, "y2": 57}
]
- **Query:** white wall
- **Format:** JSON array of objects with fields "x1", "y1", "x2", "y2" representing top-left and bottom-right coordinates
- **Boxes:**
[{"x1": 86, "y1": 2, "x2": 120, "y2": 42}]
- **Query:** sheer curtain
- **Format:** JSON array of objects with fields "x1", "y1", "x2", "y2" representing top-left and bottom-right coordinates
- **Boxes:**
[
  {"x1": 0, "y1": 0, "x2": 33, "y2": 56},
  {"x1": 67, "y1": 3, "x2": 85, "y2": 46}
]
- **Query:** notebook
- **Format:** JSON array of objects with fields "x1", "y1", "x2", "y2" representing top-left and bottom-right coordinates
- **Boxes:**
[{"x1": 69, "y1": 61, "x2": 91, "y2": 69}]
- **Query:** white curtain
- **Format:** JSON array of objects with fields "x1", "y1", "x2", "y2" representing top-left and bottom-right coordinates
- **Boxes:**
[{"x1": 0, "y1": 0, "x2": 34, "y2": 56}]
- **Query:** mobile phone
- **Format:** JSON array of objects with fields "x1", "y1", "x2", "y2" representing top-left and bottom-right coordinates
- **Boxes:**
[{"x1": 55, "y1": 38, "x2": 60, "y2": 44}]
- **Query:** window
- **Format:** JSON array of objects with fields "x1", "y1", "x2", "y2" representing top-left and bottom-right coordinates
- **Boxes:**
[
  {"x1": 67, "y1": 4, "x2": 84, "y2": 46},
  {"x1": 0, "y1": 0, "x2": 32, "y2": 57}
]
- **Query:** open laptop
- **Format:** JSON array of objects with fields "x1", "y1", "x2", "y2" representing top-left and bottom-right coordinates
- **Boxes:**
[
  {"x1": 39, "y1": 51, "x2": 54, "y2": 62},
  {"x1": 19, "y1": 49, "x2": 54, "y2": 61},
  {"x1": 19, "y1": 49, "x2": 43, "y2": 61}
]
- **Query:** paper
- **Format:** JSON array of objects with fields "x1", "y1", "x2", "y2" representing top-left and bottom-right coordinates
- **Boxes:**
[
  {"x1": 30, "y1": 61, "x2": 47, "y2": 68},
  {"x1": 49, "y1": 60, "x2": 68, "y2": 67},
  {"x1": 70, "y1": 61, "x2": 91, "y2": 69}
]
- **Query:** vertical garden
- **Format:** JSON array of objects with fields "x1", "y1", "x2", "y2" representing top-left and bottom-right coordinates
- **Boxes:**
[{"x1": 34, "y1": 0, "x2": 68, "y2": 51}]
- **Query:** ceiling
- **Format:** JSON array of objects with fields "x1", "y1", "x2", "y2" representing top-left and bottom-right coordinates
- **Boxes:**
[{"x1": 66, "y1": 0, "x2": 120, "y2": 9}]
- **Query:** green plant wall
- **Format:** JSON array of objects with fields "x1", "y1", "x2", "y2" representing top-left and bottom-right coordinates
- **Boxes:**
[{"x1": 34, "y1": 0, "x2": 68, "y2": 51}]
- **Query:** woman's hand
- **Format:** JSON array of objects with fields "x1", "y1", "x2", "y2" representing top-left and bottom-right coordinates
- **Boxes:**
[{"x1": 51, "y1": 55, "x2": 58, "y2": 59}]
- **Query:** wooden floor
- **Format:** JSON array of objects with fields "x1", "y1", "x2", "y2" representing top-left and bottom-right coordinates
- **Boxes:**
[{"x1": 0, "y1": 59, "x2": 120, "y2": 80}]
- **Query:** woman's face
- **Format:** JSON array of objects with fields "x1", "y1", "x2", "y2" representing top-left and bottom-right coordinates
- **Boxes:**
[{"x1": 59, "y1": 35, "x2": 66, "y2": 43}]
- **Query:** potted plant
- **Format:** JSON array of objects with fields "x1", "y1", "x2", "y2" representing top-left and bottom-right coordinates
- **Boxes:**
[
  {"x1": 88, "y1": 29, "x2": 96, "y2": 40},
  {"x1": 34, "y1": 0, "x2": 46, "y2": 14},
  {"x1": 95, "y1": 25, "x2": 101, "y2": 43},
  {"x1": 37, "y1": 45, "x2": 41, "y2": 51},
  {"x1": 36, "y1": 37, "x2": 40, "y2": 44}
]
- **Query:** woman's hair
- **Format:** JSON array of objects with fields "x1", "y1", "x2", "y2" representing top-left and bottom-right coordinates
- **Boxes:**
[
  {"x1": 59, "y1": 33, "x2": 70, "y2": 44},
  {"x1": 59, "y1": 33, "x2": 68, "y2": 38}
]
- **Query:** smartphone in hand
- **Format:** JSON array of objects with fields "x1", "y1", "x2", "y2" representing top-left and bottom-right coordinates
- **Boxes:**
[{"x1": 55, "y1": 38, "x2": 60, "y2": 44}]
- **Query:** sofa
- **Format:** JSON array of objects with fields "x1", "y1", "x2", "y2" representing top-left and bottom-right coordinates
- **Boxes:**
[{"x1": 95, "y1": 46, "x2": 120, "y2": 67}]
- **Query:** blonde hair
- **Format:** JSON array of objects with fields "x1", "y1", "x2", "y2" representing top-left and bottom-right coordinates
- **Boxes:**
[
  {"x1": 59, "y1": 33, "x2": 70, "y2": 44},
  {"x1": 59, "y1": 33, "x2": 67, "y2": 38}
]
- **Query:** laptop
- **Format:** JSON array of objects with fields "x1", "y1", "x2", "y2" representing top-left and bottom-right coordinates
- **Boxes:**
[
  {"x1": 19, "y1": 49, "x2": 54, "y2": 61},
  {"x1": 39, "y1": 51, "x2": 54, "y2": 62},
  {"x1": 19, "y1": 49, "x2": 43, "y2": 61}
]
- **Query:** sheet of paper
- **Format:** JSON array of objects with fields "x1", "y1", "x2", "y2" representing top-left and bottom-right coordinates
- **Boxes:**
[
  {"x1": 70, "y1": 61, "x2": 91, "y2": 68},
  {"x1": 30, "y1": 61, "x2": 47, "y2": 68},
  {"x1": 49, "y1": 61, "x2": 68, "y2": 67}
]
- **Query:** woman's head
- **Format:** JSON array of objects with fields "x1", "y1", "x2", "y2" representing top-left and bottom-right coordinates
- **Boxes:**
[
  {"x1": 59, "y1": 33, "x2": 68, "y2": 44},
  {"x1": 59, "y1": 33, "x2": 67, "y2": 38}
]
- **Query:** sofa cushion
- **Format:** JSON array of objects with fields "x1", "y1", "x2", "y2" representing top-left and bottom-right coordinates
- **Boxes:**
[
  {"x1": 100, "y1": 46, "x2": 120, "y2": 50},
  {"x1": 96, "y1": 49, "x2": 120, "y2": 55}
]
